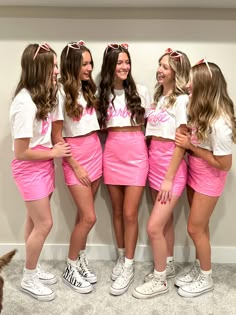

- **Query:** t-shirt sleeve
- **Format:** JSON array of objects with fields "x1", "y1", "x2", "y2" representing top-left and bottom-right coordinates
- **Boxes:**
[
  {"x1": 211, "y1": 120, "x2": 232, "y2": 155},
  {"x1": 52, "y1": 88, "x2": 65, "y2": 121},
  {"x1": 137, "y1": 85, "x2": 152, "y2": 117},
  {"x1": 175, "y1": 95, "x2": 189, "y2": 128},
  {"x1": 11, "y1": 100, "x2": 35, "y2": 139}
]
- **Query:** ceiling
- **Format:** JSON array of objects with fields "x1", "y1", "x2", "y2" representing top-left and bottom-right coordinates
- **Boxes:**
[{"x1": 1, "y1": 0, "x2": 236, "y2": 9}]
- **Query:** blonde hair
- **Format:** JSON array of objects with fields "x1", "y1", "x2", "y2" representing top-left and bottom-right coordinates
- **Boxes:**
[
  {"x1": 154, "y1": 51, "x2": 191, "y2": 107},
  {"x1": 188, "y1": 62, "x2": 236, "y2": 143}
]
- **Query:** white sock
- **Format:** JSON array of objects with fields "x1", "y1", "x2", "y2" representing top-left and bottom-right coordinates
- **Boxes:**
[
  {"x1": 118, "y1": 248, "x2": 125, "y2": 257},
  {"x1": 67, "y1": 258, "x2": 77, "y2": 267},
  {"x1": 200, "y1": 269, "x2": 212, "y2": 275},
  {"x1": 79, "y1": 249, "x2": 86, "y2": 257},
  {"x1": 124, "y1": 257, "x2": 134, "y2": 266},
  {"x1": 154, "y1": 269, "x2": 166, "y2": 276},
  {"x1": 23, "y1": 267, "x2": 37, "y2": 274},
  {"x1": 195, "y1": 258, "x2": 200, "y2": 265},
  {"x1": 166, "y1": 256, "x2": 174, "y2": 263}
]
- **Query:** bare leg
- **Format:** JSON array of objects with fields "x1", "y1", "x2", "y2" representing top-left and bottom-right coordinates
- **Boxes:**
[
  {"x1": 187, "y1": 192, "x2": 219, "y2": 270},
  {"x1": 24, "y1": 197, "x2": 53, "y2": 269},
  {"x1": 123, "y1": 186, "x2": 144, "y2": 259},
  {"x1": 107, "y1": 185, "x2": 125, "y2": 249},
  {"x1": 68, "y1": 184, "x2": 96, "y2": 260}
]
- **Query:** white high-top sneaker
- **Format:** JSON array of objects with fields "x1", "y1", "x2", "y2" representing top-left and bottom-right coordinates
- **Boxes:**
[
  {"x1": 111, "y1": 255, "x2": 125, "y2": 281},
  {"x1": 175, "y1": 259, "x2": 200, "y2": 287},
  {"x1": 178, "y1": 271, "x2": 214, "y2": 297},
  {"x1": 37, "y1": 264, "x2": 57, "y2": 285},
  {"x1": 133, "y1": 272, "x2": 169, "y2": 299},
  {"x1": 110, "y1": 263, "x2": 134, "y2": 296},
  {"x1": 144, "y1": 259, "x2": 175, "y2": 282}
]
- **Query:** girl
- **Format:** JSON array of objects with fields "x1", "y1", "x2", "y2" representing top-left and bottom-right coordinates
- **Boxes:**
[
  {"x1": 98, "y1": 43, "x2": 150, "y2": 296},
  {"x1": 133, "y1": 49, "x2": 191, "y2": 299},
  {"x1": 52, "y1": 41, "x2": 102, "y2": 294},
  {"x1": 175, "y1": 60, "x2": 236, "y2": 297},
  {"x1": 10, "y1": 43, "x2": 71, "y2": 301}
]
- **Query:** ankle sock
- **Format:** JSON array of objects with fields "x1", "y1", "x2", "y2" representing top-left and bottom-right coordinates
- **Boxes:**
[{"x1": 118, "y1": 248, "x2": 125, "y2": 257}]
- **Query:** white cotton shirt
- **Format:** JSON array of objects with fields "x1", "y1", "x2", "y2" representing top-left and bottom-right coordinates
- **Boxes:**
[
  {"x1": 191, "y1": 116, "x2": 233, "y2": 155},
  {"x1": 145, "y1": 94, "x2": 189, "y2": 140},
  {"x1": 106, "y1": 84, "x2": 151, "y2": 128},
  {"x1": 10, "y1": 88, "x2": 53, "y2": 150},
  {"x1": 53, "y1": 85, "x2": 100, "y2": 137}
]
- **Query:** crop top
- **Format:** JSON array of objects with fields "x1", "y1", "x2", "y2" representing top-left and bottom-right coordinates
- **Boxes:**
[{"x1": 145, "y1": 94, "x2": 189, "y2": 140}]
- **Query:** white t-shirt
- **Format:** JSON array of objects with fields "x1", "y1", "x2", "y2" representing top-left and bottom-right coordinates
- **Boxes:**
[
  {"x1": 191, "y1": 116, "x2": 233, "y2": 155},
  {"x1": 10, "y1": 88, "x2": 53, "y2": 150},
  {"x1": 106, "y1": 84, "x2": 151, "y2": 128},
  {"x1": 145, "y1": 94, "x2": 189, "y2": 140},
  {"x1": 53, "y1": 85, "x2": 100, "y2": 137}
]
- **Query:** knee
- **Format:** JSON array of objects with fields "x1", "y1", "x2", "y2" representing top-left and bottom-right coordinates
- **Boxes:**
[
  {"x1": 113, "y1": 208, "x2": 123, "y2": 219},
  {"x1": 147, "y1": 221, "x2": 162, "y2": 240},
  {"x1": 83, "y1": 213, "x2": 97, "y2": 229},
  {"x1": 123, "y1": 211, "x2": 138, "y2": 225},
  {"x1": 40, "y1": 219, "x2": 53, "y2": 237},
  {"x1": 187, "y1": 222, "x2": 200, "y2": 240}
]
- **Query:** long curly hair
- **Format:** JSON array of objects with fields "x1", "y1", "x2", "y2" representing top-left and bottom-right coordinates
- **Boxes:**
[
  {"x1": 154, "y1": 50, "x2": 191, "y2": 107},
  {"x1": 188, "y1": 62, "x2": 236, "y2": 143},
  {"x1": 98, "y1": 45, "x2": 144, "y2": 129},
  {"x1": 14, "y1": 44, "x2": 57, "y2": 120},
  {"x1": 60, "y1": 43, "x2": 96, "y2": 119}
]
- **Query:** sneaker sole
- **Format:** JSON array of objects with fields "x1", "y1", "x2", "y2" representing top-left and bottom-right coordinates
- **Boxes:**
[
  {"x1": 132, "y1": 287, "x2": 169, "y2": 299},
  {"x1": 62, "y1": 278, "x2": 93, "y2": 294},
  {"x1": 83, "y1": 276, "x2": 97, "y2": 284},
  {"x1": 178, "y1": 285, "x2": 214, "y2": 298},
  {"x1": 39, "y1": 277, "x2": 58, "y2": 285},
  {"x1": 20, "y1": 286, "x2": 55, "y2": 301},
  {"x1": 110, "y1": 276, "x2": 134, "y2": 296}
]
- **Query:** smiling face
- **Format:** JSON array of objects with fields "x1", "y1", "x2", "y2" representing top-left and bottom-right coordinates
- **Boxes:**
[
  {"x1": 79, "y1": 51, "x2": 93, "y2": 81},
  {"x1": 157, "y1": 54, "x2": 175, "y2": 88},
  {"x1": 114, "y1": 52, "x2": 130, "y2": 88}
]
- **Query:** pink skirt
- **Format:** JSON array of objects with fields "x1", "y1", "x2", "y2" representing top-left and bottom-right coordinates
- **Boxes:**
[
  {"x1": 148, "y1": 140, "x2": 187, "y2": 196},
  {"x1": 11, "y1": 146, "x2": 54, "y2": 201},
  {"x1": 63, "y1": 132, "x2": 102, "y2": 185},
  {"x1": 187, "y1": 155, "x2": 228, "y2": 197},
  {"x1": 103, "y1": 131, "x2": 148, "y2": 186}
]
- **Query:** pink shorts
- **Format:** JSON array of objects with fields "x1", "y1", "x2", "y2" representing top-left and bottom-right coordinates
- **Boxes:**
[
  {"x1": 103, "y1": 131, "x2": 148, "y2": 186},
  {"x1": 187, "y1": 155, "x2": 228, "y2": 197},
  {"x1": 148, "y1": 140, "x2": 187, "y2": 196},
  {"x1": 11, "y1": 146, "x2": 54, "y2": 201},
  {"x1": 63, "y1": 132, "x2": 102, "y2": 185}
]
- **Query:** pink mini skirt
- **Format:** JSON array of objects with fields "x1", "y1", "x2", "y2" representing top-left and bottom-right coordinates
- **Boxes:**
[
  {"x1": 103, "y1": 131, "x2": 148, "y2": 186},
  {"x1": 148, "y1": 140, "x2": 187, "y2": 196},
  {"x1": 11, "y1": 146, "x2": 54, "y2": 201},
  {"x1": 63, "y1": 132, "x2": 102, "y2": 185},
  {"x1": 187, "y1": 155, "x2": 228, "y2": 197}
]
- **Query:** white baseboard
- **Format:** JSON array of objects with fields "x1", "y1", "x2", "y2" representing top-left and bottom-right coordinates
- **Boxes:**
[{"x1": 1, "y1": 243, "x2": 236, "y2": 263}]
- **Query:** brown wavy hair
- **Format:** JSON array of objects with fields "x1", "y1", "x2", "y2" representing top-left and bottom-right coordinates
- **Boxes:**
[
  {"x1": 98, "y1": 45, "x2": 144, "y2": 129},
  {"x1": 188, "y1": 62, "x2": 236, "y2": 143},
  {"x1": 14, "y1": 43, "x2": 57, "y2": 120},
  {"x1": 60, "y1": 43, "x2": 96, "y2": 119},
  {"x1": 154, "y1": 50, "x2": 191, "y2": 107}
]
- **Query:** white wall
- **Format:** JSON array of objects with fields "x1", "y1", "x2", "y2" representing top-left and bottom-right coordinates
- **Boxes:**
[{"x1": 0, "y1": 7, "x2": 236, "y2": 262}]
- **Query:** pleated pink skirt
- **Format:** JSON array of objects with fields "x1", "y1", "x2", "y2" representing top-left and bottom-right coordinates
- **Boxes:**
[
  {"x1": 63, "y1": 132, "x2": 102, "y2": 185},
  {"x1": 148, "y1": 140, "x2": 187, "y2": 196},
  {"x1": 187, "y1": 155, "x2": 228, "y2": 196},
  {"x1": 11, "y1": 145, "x2": 54, "y2": 201},
  {"x1": 103, "y1": 131, "x2": 148, "y2": 186}
]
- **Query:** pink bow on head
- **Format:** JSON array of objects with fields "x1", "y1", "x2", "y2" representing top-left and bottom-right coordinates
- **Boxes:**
[{"x1": 165, "y1": 48, "x2": 174, "y2": 54}]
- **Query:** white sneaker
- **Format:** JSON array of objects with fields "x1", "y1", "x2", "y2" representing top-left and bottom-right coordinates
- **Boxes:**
[
  {"x1": 175, "y1": 260, "x2": 200, "y2": 287},
  {"x1": 111, "y1": 256, "x2": 124, "y2": 281},
  {"x1": 62, "y1": 262, "x2": 93, "y2": 294},
  {"x1": 37, "y1": 264, "x2": 57, "y2": 285},
  {"x1": 144, "y1": 260, "x2": 175, "y2": 282},
  {"x1": 21, "y1": 272, "x2": 55, "y2": 301},
  {"x1": 77, "y1": 253, "x2": 97, "y2": 284},
  {"x1": 110, "y1": 264, "x2": 134, "y2": 296},
  {"x1": 133, "y1": 274, "x2": 169, "y2": 299},
  {"x1": 178, "y1": 272, "x2": 214, "y2": 297}
]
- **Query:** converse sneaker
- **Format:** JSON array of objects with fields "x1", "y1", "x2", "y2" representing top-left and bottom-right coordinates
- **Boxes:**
[
  {"x1": 178, "y1": 272, "x2": 214, "y2": 297},
  {"x1": 133, "y1": 274, "x2": 169, "y2": 299},
  {"x1": 77, "y1": 253, "x2": 97, "y2": 284},
  {"x1": 110, "y1": 264, "x2": 134, "y2": 296},
  {"x1": 37, "y1": 264, "x2": 57, "y2": 285},
  {"x1": 62, "y1": 262, "x2": 92, "y2": 294},
  {"x1": 21, "y1": 272, "x2": 55, "y2": 301},
  {"x1": 175, "y1": 260, "x2": 200, "y2": 287},
  {"x1": 144, "y1": 260, "x2": 175, "y2": 282},
  {"x1": 111, "y1": 256, "x2": 124, "y2": 281}
]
